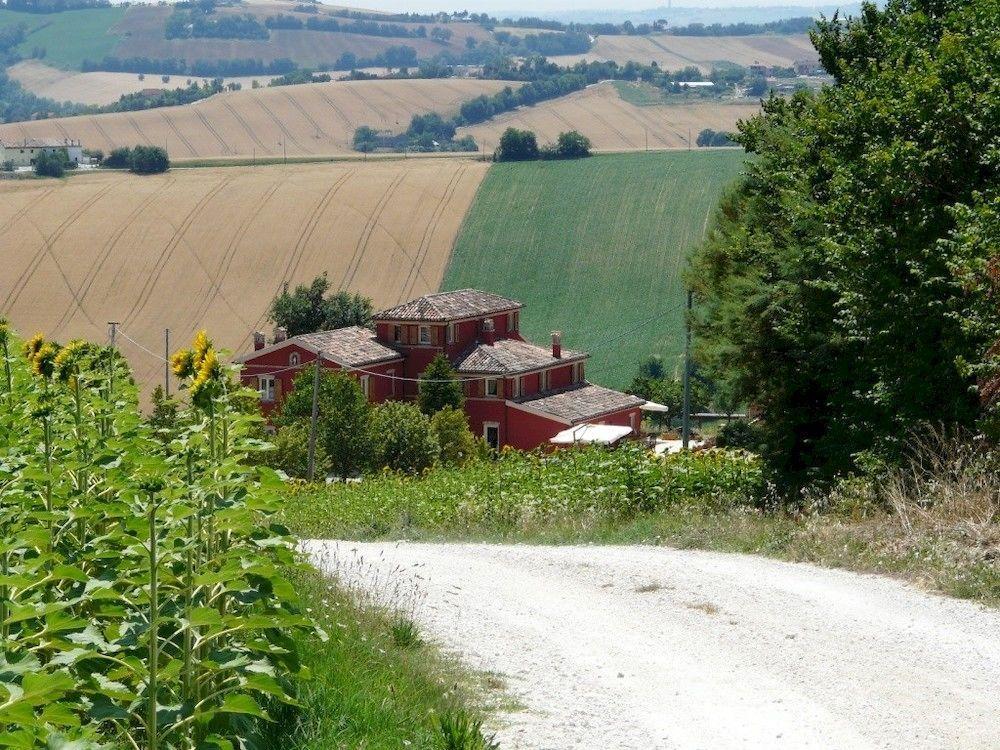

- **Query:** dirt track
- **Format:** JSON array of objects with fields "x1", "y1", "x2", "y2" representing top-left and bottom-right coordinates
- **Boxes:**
[{"x1": 306, "y1": 541, "x2": 1000, "y2": 750}]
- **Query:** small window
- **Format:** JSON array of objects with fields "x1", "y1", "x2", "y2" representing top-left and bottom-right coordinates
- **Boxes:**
[
  {"x1": 360, "y1": 375, "x2": 370, "y2": 398},
  {"x1": 507, "y1": 313, "x2": 515, "y2": 332},
  {"x1": 419, "y1": 326, "x2": 431, "y2": 345},
  {"x1": 541, "y1": 370, "x2": 550, "y2": 391},
  {"x1": 485, "y1": 378, "x2": 498, "y2": 397},
  {"x1": 289, "y1": 352, "x2": 300, "y2": 366},
  {"x1": 447, "y1": 323, "x2": 455, "y2": 344},
  {"x1": 393, "y1": 325, "x2": 401, "y2": 343},
  {"x1": 258, "y1": 376, "x2": 276, "y2": 403}
]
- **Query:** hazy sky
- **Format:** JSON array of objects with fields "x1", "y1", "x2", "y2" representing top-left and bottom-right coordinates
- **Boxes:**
[{"x1": 335, "y1": 1, "x2": 813, "y2": 14}]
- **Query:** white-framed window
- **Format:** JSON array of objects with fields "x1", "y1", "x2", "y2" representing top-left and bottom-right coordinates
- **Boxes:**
[
  {"x1": 258, "y1": 376, "x2": 276, "y2": 403},
  {"x1": 483, "y1": 422, "x2": 500, "y2": 450},
  {"x1": 507, "y1": 312, "x2": 517, "y2": 332},
  {"x1": 360, "y1": 375, "x2": 370, "y2": 399},
  {"x1": 446, "y1": 323, "x2": 455, "y2": 344},
  {"x1": 485, "y1": 378, "x2": 498, "y2": 397},
  {"x1": 419, "y1": 325, "x2": 431, "y2": 345},
  {"x1": 573, "y1": 362, "x2": 584, "y2": 383},
  {"x1": 541, "y1": 369, "x2": 550, "y2": 391},
  {"x1": 289, "y1": 352, "x2": 300, "y2": 366},
  {"x1": 393, "y1": 325, "x2": 402, "y2": 343}
]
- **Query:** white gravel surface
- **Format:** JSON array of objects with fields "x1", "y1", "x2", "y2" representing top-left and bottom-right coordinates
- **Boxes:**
[{"x1": 303, "y1": 541, "x2": 1000, "y2": 750}]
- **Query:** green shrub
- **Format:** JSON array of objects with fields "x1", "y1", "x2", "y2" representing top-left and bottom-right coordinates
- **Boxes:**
[
  {"x1": 494, "y1": 127, "x2": 538, "y2": 162},
  {"x1": 269, "y1": 421, "x2": 327, "y2": 479},
  {"x1": 102, "y1": 146, "x2": 133, "y2": 168},
  {"x1": 130, "y1": 144, "x2": 170, "y2": 174},
  {"x1": 33, "y1": 149, "x2": 66, "y2": 177},
  {"x1": 430, "y1": 406, "x2": 477, "y2": 466},
  {"x1": 370, "y1": 400, "x2": 439, "y2": 474}
]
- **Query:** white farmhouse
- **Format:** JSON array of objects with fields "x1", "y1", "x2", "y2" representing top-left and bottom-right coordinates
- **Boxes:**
[{"x1": 0, "y1": 138, "x2": 85, "y2": 168}]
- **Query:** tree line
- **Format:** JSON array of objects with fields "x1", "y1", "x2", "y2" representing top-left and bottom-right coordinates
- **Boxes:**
[{"x1": 689, "y1": 0, "x2": 999, "y2": 490}]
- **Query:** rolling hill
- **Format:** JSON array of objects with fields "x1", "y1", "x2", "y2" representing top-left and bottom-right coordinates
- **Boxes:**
[
  {"x1": 459, "y1": 82, "x2": 760, "y2": 153},
  {"x1": 443, "y1": 150, "x2": 748, "y2": 388},
  {"x1": 550, "y1": 33, "x2": 819, "y2": 71},
  {"x1": 0, "y1": 158, "x2": 487, "y2": 391},
  {"x1": 0, "y1": 78, "x2": 515, "y2": 159}
]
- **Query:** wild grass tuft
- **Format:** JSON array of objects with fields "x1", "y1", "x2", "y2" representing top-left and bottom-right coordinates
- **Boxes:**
[{"x1": 436, "y1": 708, "x2": 500, "y2": 750}]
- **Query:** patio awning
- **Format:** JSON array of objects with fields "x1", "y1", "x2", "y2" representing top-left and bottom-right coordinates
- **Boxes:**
[
  {"x1": 550, "y1": 424, "x2": 634, "y2": 445},
  {"x1": 640, "y1": 401, "x2": 669, "y2": 413}
]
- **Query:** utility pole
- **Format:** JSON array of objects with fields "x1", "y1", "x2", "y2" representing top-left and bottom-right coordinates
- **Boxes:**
[
  {"x1": 307, "y1": 351, "x2": 323, "y2": 482},
  {"x1": 107, "y1": 321, "x2": 119, "y2": 400},
  {"x1": 164, "y1": 328, "x2": 170, "y2": 397},
  {"x1": 682, "y1": 290, "x2": 692, "y2": 449}
]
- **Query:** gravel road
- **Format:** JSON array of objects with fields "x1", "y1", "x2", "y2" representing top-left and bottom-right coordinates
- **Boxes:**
[{"x1": 303, "y1": 541, "x2": 1000, "y2": 750}]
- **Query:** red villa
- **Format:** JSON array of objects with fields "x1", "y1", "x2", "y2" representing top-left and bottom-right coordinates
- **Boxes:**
[{"x1": 236, "y1": 290, "x2": 645, "y2": 451}]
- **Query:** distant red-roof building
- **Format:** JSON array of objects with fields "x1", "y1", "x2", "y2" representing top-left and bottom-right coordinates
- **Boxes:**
[{"x1": 236, "y1": 289, "x2": 645, "y2": 451}]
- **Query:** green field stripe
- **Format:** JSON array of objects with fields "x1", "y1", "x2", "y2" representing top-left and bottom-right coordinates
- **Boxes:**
[{"x1": 442, "y1": 150, "x2": 747, "y2": 389}]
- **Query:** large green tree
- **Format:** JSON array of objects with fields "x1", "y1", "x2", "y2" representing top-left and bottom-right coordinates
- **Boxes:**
[
  {"x1": 418, "y1": 354, "x2": 464, "y2": 415},
  {"x1": 269, "y1": 274, "x2": 374, "y2": 337},
  {"x1": 689, "y1": 0, "x2": 1000, "y2": 488},
  {"x1": 277, "y1": 367, "x2": 371, "y2": 478}
]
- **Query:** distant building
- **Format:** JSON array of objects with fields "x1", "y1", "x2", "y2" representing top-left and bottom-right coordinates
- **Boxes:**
[
  {"x1": 236, "y1": 289, "x2": 646, "y2": 451},
  {"x1": 0, "y1": 138, "x2": 84, "y2": 168},
  {"x1": 677, "y1": 81, "x2": 715, "y2": 88},
  {"x1": 748, "y1": 63, "x2": 769, "y2": 77}
]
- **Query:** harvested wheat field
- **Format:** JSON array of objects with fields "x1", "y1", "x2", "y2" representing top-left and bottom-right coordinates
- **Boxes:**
[
  {"x1": 551, "y1": 33, "x2": 818, "y2": 71},
  {"x1": 6, "y1": 60, "x2": 278, "y2": 107},
  {"x1": 458, "y1": 82, "x2": 760, "y2": 153},
  {"x1": 0, "y1": 78, "x2": 514, "y2": 160},
  {"x1": 0, "y1": 158, "x2": 486, "y2": 392}
]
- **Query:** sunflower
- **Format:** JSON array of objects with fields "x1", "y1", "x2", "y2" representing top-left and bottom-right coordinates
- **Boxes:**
[
  {"x1": 190, "y1": 348, "x2": 222, "y2": 406},
  {"x1": 171, "y1": 348, "x2": 195, "y2": 379},
  {"x1": 23, "y1": 333, "x2": 45, "y2": 361},
  {"x1": 55, "y1": 339, "x2": 90, "y2": 384},
  {"x1": 192, "y1": 330, "x2": 212, "y2": 369},
  {"x1": 32, "y1": 342, "x2": 59, "y2": 379}
]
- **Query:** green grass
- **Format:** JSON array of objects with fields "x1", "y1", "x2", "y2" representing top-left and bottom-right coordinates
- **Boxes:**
[
  {"x1": 0, "y1": 7, "x2": 126, "y2": 70},
  {"x1": 443, "y1": 150, "x2": 747, "y2": 388},
  {"x1": 260, "y1": 569, "x2": 502, "y2": 749}
]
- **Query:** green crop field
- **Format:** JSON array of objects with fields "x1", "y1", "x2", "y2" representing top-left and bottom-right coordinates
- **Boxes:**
[
  {"x1": 443, "y1": 150, "x2": 747, "y2": 389},
  {"x1": 0, "y1": 7, "x2": 126, "y2": 70}
]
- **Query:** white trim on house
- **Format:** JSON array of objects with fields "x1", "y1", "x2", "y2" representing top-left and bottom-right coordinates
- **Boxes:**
[
  {"x1": 483, "y1": 421, "x2": 501, "y2": 449},
  {"x1": 258, "y1": 375, "x2": 276, "y2": 403}
]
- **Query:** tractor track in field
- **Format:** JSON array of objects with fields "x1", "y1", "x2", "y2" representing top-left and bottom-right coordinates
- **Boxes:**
[
  {"x1": 51, "y1": 178, "x2": 177, "y2": 337},
  {"x1": 185, "y1": 179, "x2": 284, "y2": 336},
  {"x1": 255, "y1": 97, "x2": 309, "y2": 155},
  {"x1": 159, "y1": 111, "x2": 198, "y2": 158},
  {"x1": 194, "y1": 107, "x2": 232, "y2": 156},
  {"x1": 222, "y1": 101, "x2": 269, "y2": 154},
  {"x1": 399, "y1": 164, "x2": 466, "y2": 303},
  {"x1": 280, "y1": 90, "x2": 334, "y2": 143},
  {"x1": 340, "y1": 171, "x2": 406, "y2": 292},
  {"x1": 5, "y1": 185, "x2": 115, "y2": 319},
  {"x1": 121, "y1": 175, "x2": 235, "y2": 330}
]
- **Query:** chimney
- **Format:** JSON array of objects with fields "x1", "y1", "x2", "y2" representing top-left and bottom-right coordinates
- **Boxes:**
[
  {"x1": 481, "y1": 318, "x2": 496, "y2": 345},
  {"x1": 274, "y1": 326, "x2": 287, "y2": 343},
  {"x1": 552, "y1": 331, "x2": 562, "y2": 359},
  {"x1": 253, "y1": 331, "x2": 266, "y2": 351}
]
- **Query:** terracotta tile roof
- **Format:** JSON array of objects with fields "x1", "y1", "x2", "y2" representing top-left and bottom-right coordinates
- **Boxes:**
[
  {"x1": 514, "y1": 384, "x2": 645, "y2": 423},
  {"x1": 375, "y1": 289, "x2": 521, "y2": 322},
  {"x1": 235, "y1": 326, "x2": 402, "y2": 367},
  {"x1": 455, "y1": 338, "x2": 586, "y2": 375}
]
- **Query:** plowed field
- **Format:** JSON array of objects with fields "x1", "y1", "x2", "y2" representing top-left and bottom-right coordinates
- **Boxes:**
[
  {"x1": 0, "y1": 159, "x2": 486, "y2": 391},
  {"x1": 0, "y1": 78, "x2": 514, "y2": 160},
  {"x1": 458, "y1": 82, "x2": 759, "y2": 153}
]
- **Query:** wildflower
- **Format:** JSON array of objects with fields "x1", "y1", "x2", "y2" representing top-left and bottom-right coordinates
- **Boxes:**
[{"x1": 0, "y1": 318, "x2": 10, "y2": 347}]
